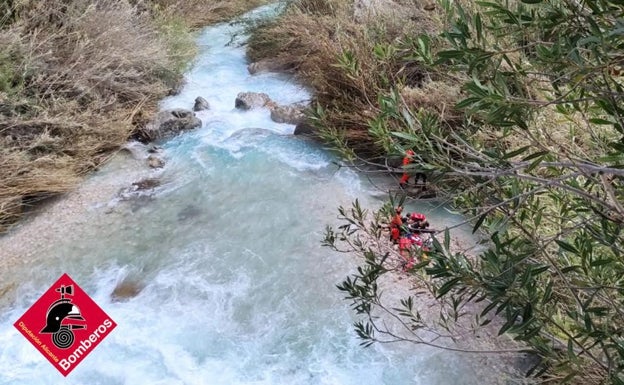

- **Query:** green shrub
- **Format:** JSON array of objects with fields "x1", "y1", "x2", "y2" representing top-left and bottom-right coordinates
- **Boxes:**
[{"x1": 321, "y1": 0, "x2": 624, "y2": 383}]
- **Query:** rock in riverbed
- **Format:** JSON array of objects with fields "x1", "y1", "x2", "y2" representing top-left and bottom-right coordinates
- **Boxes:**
[
  {"x1": 247, "y1": 59, "x2": 290, "y2": 74},
  {"x1": 111, "y1": 278, "x2": 144, "y2": 302},
  {"x1": 147, "y1": 155, "x2": 165, "y2": 169},
  {"x1": 136, "y1": 108, "x2": 202, "y2": 142},
  {"x1": 193, "y1": 96, "x2": 210, "y2": 112},
  {"x1": 270, "y1": 105, "x2": 305, "y2": 125},
  {"x1": 293, "y1": 122, "x2": 318, "y2": 137},
  {"x1": 235, "y1": 92, "x2": 277, "y2": 110}
]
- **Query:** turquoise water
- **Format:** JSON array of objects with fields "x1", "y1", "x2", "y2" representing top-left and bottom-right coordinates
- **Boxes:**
[{"x1": 0, "y1": 5, "x2": 494, "y2": 384}]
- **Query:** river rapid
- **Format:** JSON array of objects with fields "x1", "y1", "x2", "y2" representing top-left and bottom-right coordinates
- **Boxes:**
[{"x1": 0, "y1": 5, "x2": 514, "y2": 384}]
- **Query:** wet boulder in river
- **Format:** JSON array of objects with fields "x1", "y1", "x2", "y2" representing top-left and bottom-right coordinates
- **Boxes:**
[
  {"x1": 235, "y1": 92, "x2": 277, "y2": 110},
  {"x1": 136, "y1": 109, "x2": 202, "y2": 142},
  {"x1": 247, "y1": 59, "x2": 291, "y2": 75},
  {"x1": 193, "y1": 96, "x2": 210, "y2": 112},
  {"x1": 270, "y1": 104, "x2": 305, "y2": 125}
]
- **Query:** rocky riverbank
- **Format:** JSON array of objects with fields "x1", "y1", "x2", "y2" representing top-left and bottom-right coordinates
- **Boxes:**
[{"x1": 0, "y1": 0, "x2": 274, "y2": 233}]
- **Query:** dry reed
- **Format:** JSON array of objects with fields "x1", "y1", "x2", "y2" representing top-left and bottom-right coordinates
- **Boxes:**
[
  {"x1": 0, "y1": 0, "x2": 269, "y2": 231},
  {"x1": 247, "y1": 0, "x2": 448, "y2": 156}
]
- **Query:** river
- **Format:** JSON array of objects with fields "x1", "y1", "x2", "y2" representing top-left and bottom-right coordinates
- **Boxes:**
[{"x1": 0, "y1": 4, "x2": 512, "y2": 384}]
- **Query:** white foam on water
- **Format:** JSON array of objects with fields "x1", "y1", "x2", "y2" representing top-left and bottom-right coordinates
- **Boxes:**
[
  {"x1": 0, "y1": 4, "x2": 497, "y2": 385},
  {"x1": 0, "y1": 250, "x2": 433, "y2": 384},
  {"x1": 157, "y1": 2, "x2": 324, "y2": 175}
]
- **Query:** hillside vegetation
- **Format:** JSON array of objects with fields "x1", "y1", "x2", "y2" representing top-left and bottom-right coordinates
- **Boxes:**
[
  {"x1": 251, "y1": 0, "x2": 624, "y2": 383},
  {"x1": 0, "y1": 0, "x2": 267, "y2": 232}
]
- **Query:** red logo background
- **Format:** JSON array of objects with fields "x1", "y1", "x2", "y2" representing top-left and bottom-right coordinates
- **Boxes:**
[{"x1": 14, "y1": 273, "x2": 117, "y2": 376}]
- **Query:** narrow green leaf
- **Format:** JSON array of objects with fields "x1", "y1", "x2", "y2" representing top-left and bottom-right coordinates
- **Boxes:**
[
  {"x1": 473, "y1": 213, "x2": 488, "y2": 234},
  {"x1": 400, "y1": 108, "x2": 415, "y2": 130},
  {"x1": 535, "y1": 45, "x2": 552, "y2": 59},
  {"x1": 475, "y1": 13, "x2": 483, "y2": 42},
  {"x1": 556, "y1": 240, "x2": 578, "y2": 254},
  {"x1": 567, "y1": 338, "x2": 574, "y2": 359},
  {"x1": 481, "y1": 300, "x2": 499, "y2": 317},
  {"x1": 522, "y1": 327, "x2": 542, "y2": 340},
  {"x1": 534, "y1": 210, "x2": 542, "y2": 227},
  {"x1": 542, "y1": 281, "x2": 553, "y2": 304},
  {"x1": 498, "y1": 310, "x2": 520, "y2": 335},
  {"x1": 598, "y1": 154, "x2": 624, "y2": 163},
  {"x1": 466, "y1": 78, "x2": 489, "y2": 97},
  {"x1": 531, "y1": 265, "x2": 549, "y2": 275},
  {"x1": 436, "y1": 277, "x2": 462, "y2": 298},
  {"x1": 390, "y1": 131, "x2": 418, "y2": 141},
  {"x1": 496, "y1": 298, "x2": 511, "y2": 315},
  {"x1": 589, "y1": 118, "x2": 613, "y2": 125},
  {"x1": 577, "y1": 36, "x2": 601, "y2": 47},
  {"x1": 455, "y1": 97, "x2": 482, "y2": 109},
  {"x1": 525, "y1": 155, "x2": 546, "y2": 173},
  {"x1": 561, "y1": 265, "x2": 581, "y2": 273},
  {"x1": 437, "y1": 50, "x2": 465, "y2": 60},
  {"x1": 585, "y1": 307, "x2": 610, "y2": 315},
  {"x1": 522, "y1": 150, "x2": 549, "y2": 162},
  {"x1": 503, "y1": 145, "x2": 530, "y2": 159},
  {"x1": 584, "y1": 312, "x2": 592, "y2": 331},
  {"x1": 590, "y1": 258, "x2": 613, "y2": 267}
]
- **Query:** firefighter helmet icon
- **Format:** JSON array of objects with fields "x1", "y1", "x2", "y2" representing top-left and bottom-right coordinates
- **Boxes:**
[{"x1": 40, "y1": 284, "x2": 86, "y2": 349}]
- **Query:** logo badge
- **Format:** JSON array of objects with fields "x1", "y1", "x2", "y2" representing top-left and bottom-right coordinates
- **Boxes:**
[{"x1": 14, "y1": 273, "x2": 117, "y2": 376}]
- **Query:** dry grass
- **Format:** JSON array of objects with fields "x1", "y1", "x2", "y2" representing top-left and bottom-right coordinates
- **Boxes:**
[
  {"x1": 152, "y1": 0, "x2": 271, "y2": 28},
  {"x1": 247, "y1": 0, "x2": 449, "y2": 156},
  {"x1": 248, "y1": 0, "x2": 611, "y2": 160},
  {"x1": 399, "y1": 81, "x2": 463, "y2": 122},
  {"x1": 0, "y1": 0, "x2": 269, "y2": 232},
  {"x1": 0, "y1": 0, "x2": 177, "y2": 231}
]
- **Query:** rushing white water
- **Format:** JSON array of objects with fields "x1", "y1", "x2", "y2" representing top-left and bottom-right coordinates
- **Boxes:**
[{"x1": 0, "y1": 5, "x2": 503, "y2": 384}]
